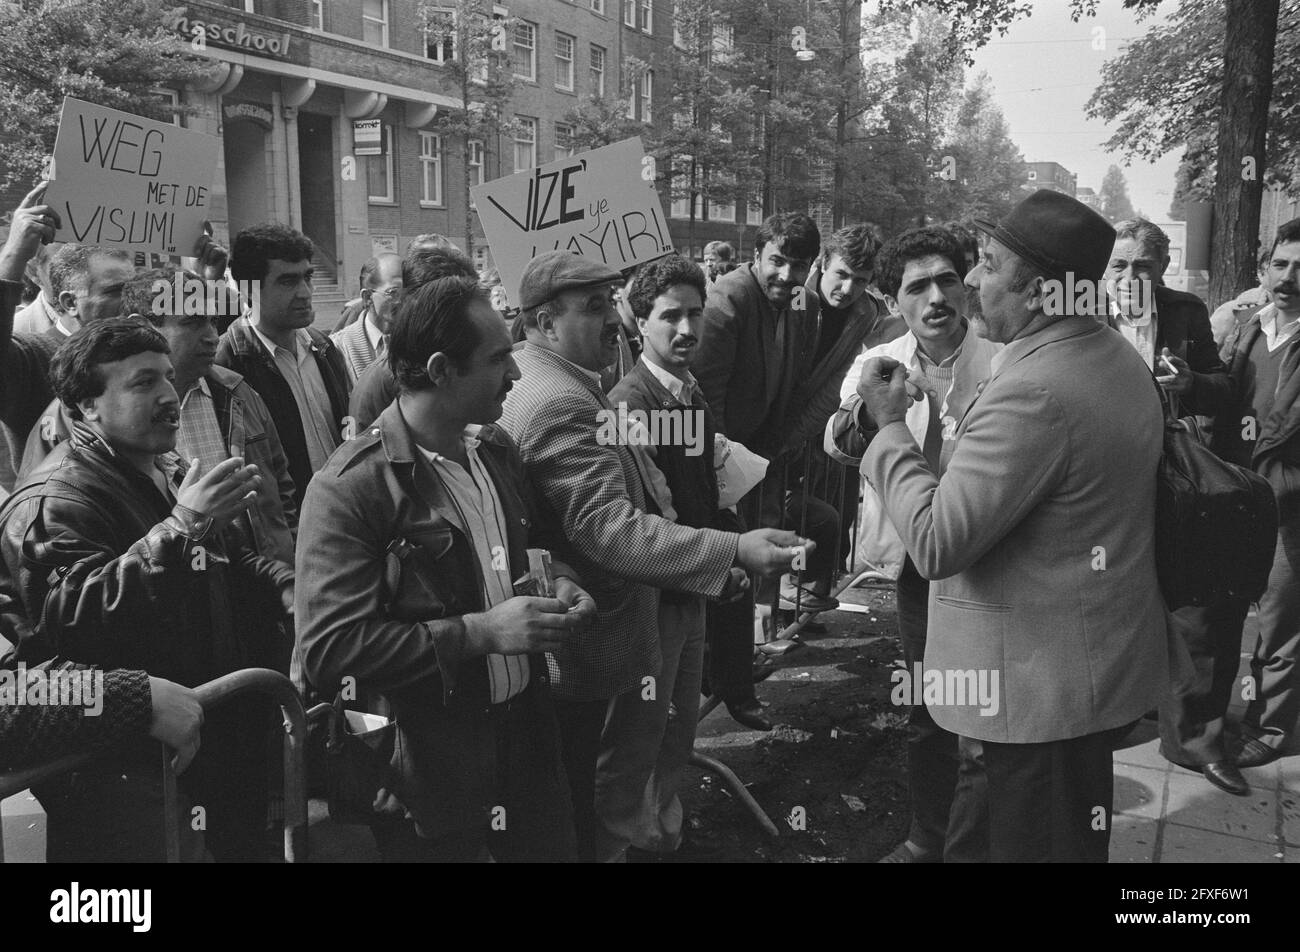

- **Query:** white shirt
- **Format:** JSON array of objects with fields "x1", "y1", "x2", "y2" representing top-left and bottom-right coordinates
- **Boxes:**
[
  {"x1": 642, "y1": 353, "x2": 698, "y2": 405},
  {"x1": 1111, "y1": 298, "x2": 1159, "y2": 370},
  {"x1": 416, "y1": 428, "x2": 529, "y2": 704},
  {"x1": 1259, "y1": 304, "x2": 1300, "y2": 353},
  {"x1": 250, "y1": 322, "x2": 340, "y2": 472},
  {"x1": 363, "y1": 311, "x2": 385, "y2": 357}
]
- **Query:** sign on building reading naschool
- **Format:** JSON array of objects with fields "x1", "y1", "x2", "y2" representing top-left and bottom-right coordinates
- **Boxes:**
[
  {"x1": 471, "y1": 137, "x2": 673, "y2": 305},
  {"x1": 43, "y1": 97, "x2": 220, "y2": 255}
]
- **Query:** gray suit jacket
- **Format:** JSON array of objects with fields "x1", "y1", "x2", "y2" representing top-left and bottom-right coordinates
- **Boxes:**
[
  {"x1": 499, "y1": 344, "x2": 737, "y2": 701},
  {"x1": 863, "y1": 317, "x2": 1170, "y2": 743}
]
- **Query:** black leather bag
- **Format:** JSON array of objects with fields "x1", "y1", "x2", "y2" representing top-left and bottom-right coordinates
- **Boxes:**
[
  {"x1": 322, "y1": 693, "x2": 399, "y2": 825},
  {"x1": 1155, "y1": 387, "x2": 1278, "y2": 610}
]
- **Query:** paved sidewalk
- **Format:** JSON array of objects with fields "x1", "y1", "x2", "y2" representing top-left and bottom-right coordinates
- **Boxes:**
[{"x1": 1110, "y1": 611, "x2": 1299, "y2": 863}]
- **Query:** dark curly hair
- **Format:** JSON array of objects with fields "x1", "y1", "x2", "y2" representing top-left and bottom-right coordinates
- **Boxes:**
[
  {"x1": 230, "y1": 222, "x2": 314, "y2": 285},
  {"x1": 388, "y1": 276, "x2": 486, "y2": 391},
  {"x1": 821, "y1": 224, "x2": 881, "y2": 275},
  {"x1": 50, "y1": 317, "x2": 169, "y2": 420},
  {"x1": 874, "y1": 226, "x2": 967, "y2": 300},
  {"x1": 626, "y1": 255, "x2": 707, "y2": 321}
]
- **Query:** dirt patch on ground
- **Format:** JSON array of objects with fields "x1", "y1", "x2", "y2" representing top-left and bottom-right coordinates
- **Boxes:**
[{"x1": 680, "y1": 586, "x2": 913, "y2": 863}]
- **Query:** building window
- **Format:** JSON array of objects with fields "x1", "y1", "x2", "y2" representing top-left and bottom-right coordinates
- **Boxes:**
[
  {"x1": 513, "y1": 21, "x2": 536, "y2": 81},
  {"x1": 670, "y1": 156, "x2": 697, "y2": 219},
  {"x1": 362, "y1": 0, "x2": 389, "y2": 47},
  {"x1": 367, "y1": 126, "x2": 394, "y2": 203},
  {"x1": 747, "y1": 201, "x2": 763, "y2": 225},
  {"x1": 590, "y1": 45, "x2": 606, "y2": 96},
  {"x1": 309, "y1": 0, "x2": 323, "y2": 30},
  {"x1": 639, "y1": 70, "x2": 653, "y2": 123},
  {"x1": 712, "y1": 22, "x2": 734, "y2": 56},
  {"x1": 555, "y1": 33, "x2": 575, "y2": 91},
  {"x1": 473, "y1": 245, "x2": 491, "y2": 273},
  {"x1": 708, "y1": 172, "x2": 735, "y2": 223},
  {"x1": 590, "y1": 0, "x2": 605, "y2": 12},
  {"x1": 639, "y1": 0, "x2": 652, "y2": 33},
  {"x1": 425, "y1": 7, "x2": 456, "y2": 63},
  {"x1": 468, "y1": 139, "x2": 485, "y2": 188},
  {"x1": 420, "y1": 133, "x2": 444, "y2": 206},
  {"x1": 555, "y1": 123, "x2": 575, "y2": 160},
  {"x1": 513, "y1": 116, "x2": 537, "y2": 172},
  {"x1": 623, "y1": 0, "x2": 635, "y2": 27}
]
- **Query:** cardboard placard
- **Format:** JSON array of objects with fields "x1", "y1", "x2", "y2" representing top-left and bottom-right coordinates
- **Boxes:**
[
  {"x1": 44, "y1": 97, "x2": 219, "y2": 255},
  {"x1": 471, "y1": 137, "x2": 672, "y2": 305}
]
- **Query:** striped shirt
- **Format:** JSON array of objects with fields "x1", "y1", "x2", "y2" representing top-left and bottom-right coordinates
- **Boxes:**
[{"x1": 416, "y1": 429, "x2": 529, "y2": 704}]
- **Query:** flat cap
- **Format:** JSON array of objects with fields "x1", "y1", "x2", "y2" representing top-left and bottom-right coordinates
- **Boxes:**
[{"x1": 517, "y1": 250, "x2": 622, "y2": 311}]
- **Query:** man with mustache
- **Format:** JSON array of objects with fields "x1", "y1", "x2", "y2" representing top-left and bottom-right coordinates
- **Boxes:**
[
  {"x1": 857, "y1": 191, "x2": 1171, "y2": 861},
  {"x1": 20, "y1": 267, "x2": 297, "y2": 568},
  {"x1": 826, "y1": 225, "x2": 1000, "y2": 862},
  {"x1": 694, "y1": 213, "x2": 826, "y2": 730},
  {"x1": 0, "y1": 317, "x2": 292, "y2": 861},
  {"x1": 500, "y1": 250, "x2": 810, "y2": 861},
  {"x1": 1101, "y1": 220, "x2": 1244, "y2": 795},
  {"x1": 298, "y1": 276, "x2": 596, "y2": 861},
  {"x1": 216, "y1": 224, "x2": 351, "y2": 510},
  {"x1": 1205, "y1": 218, "x2": 1300, "y2": 771},
  {"x1": 607, "y1": 254, "x2": 748, "y2": 859}
]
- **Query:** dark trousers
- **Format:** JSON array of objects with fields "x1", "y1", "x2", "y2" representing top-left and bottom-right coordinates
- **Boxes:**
[
  {"x1": 946, "y1": 727, "x2": 1122, "y2": 862},
  {"x1": 1245, "y1": 530, "x2": 1300, "y2": 750},
  {"x1": 1159, "y1": 598, "x2": 1250, "y2": 765},
  {"x1": 372, "y1": 687, "x2": 578, "y2": 863},
  {"x1": 896, "y1": 556, "x2": 960, "y2": 855},
  {"x1": 553, "y1": 697, "x2": 610, "y2": 862},
  {"x1": 704, "y1": 477, "x2": 840, "y2": 702},
  {"x1": 38, "y1": 702, "x2": 269, "y2": 863}
]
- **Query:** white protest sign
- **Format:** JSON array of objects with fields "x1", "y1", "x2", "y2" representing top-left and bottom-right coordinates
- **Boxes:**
[
  {"x1": 44, "y1": 97, "x2": 220, "y2": 255},
  {"x1": 471, "y1": 137, "x2": 672, "y2": 305}
]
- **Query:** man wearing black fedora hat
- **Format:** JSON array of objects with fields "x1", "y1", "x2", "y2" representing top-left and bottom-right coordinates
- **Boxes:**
[{"x1": 855, "y1": 190, "x2": 1174, "y2": 862}]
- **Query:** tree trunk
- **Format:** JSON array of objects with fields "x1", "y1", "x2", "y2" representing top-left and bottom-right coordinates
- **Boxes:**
[{"x1": 1208, "y1": 0, "x2": 1279, "y2": 309}]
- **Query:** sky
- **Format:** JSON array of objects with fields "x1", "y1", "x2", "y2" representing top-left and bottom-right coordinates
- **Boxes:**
[{"x1": 965, "y1": 0, "x2": 1183, "y2": 220}]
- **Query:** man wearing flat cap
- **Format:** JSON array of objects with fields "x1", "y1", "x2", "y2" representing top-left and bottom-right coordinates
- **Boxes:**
[
  {"x1": 499, "y1": 249, "x2": 811, "y2": 862},
  {"x1": 855, "y1": 190, "x2": 1173, "y2": 862}
]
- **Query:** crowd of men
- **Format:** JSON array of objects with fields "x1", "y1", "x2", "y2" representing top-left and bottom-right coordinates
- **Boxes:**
[{"x1": 2, "y1": 174, "x2": 1299, "y2": 863}]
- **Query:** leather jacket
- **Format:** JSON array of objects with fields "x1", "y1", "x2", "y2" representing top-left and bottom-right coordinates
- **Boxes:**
[
  {"x1": 295, "y1": 402, "x2": 570, "y2": 838},
  {"x1": 0, "y1": 423, "x2": 294, "y2": 687}
]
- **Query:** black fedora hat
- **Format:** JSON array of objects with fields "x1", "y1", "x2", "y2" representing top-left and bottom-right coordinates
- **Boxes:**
[{"x1": 973, "y1": 190, "x2": 1116, "y2": 285}]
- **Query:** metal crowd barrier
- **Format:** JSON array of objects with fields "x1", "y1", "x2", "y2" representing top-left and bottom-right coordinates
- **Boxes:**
[{"x1": 0, "y1": 668, "x2": 308, "y2": 864}]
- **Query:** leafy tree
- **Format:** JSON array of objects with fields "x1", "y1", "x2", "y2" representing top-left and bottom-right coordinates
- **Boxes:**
[
  {"x1": 419, "y1": 0, "x2": 519, "y2": 259},
  {"x1": 1099, "y1": 164, "x2": 1137, "y2": 222},
  {"x1": 1076, "y1": 0, "x2": 1287, "y2": 305},
  {"x1": 936, "y1": 72, "x2": 1026, "y2": 224},
  {"x1": 0, "y1": 0, "x2": 212, "y2": 193}
]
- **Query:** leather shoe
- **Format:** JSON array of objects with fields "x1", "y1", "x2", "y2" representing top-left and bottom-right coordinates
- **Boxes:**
[
  {"x1": 1202, "y1": 761, "x2": 1250, "y2": 796},
  {"x1": 725, "y1": 697, "x2": 773, "y2": 731},
  {"x1": 877, "y1": 840, "x2": 939, "y2": 863},
  {"x1": 1235, "y1": 737, "x2": 1282, "y2": 768}
]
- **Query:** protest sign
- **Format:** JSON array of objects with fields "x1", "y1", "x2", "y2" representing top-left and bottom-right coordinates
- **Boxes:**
[
  {"x1": 471, "y1": 137, "x2": 672, "y2": 305},
  {"x1": 44, "y1": 97, "x2": 220, "y2": 255}
]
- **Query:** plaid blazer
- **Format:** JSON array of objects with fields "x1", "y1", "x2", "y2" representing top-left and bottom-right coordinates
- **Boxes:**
[{"x1": 499, "y1": 344, "x2": 737, "y2": 701}]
